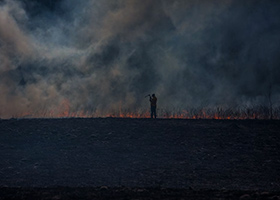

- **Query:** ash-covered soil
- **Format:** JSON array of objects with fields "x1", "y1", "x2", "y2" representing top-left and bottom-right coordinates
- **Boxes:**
[{"x1": 0, "y1": 118, "x2": 279, "y2": 199}]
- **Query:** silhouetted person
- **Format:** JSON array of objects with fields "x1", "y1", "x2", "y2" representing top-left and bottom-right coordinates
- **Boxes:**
[{"x1": 150, "y1": 94, "x2": 157, "y2": 118}]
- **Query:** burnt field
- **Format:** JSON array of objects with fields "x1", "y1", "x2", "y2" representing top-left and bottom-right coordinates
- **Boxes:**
[{"x1": 0, "y1": 118, "x2": 280, "y2": 199}]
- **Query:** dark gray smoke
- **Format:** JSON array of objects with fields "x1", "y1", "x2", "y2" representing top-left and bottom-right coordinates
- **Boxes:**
[{"x1": 1, "y1": 0, "x2": 280, "y2": 118}]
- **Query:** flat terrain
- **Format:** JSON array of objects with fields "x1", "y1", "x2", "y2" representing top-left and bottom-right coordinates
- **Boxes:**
[{"x1": 0, "y1": 118, "x2": 279, "y2": 199}]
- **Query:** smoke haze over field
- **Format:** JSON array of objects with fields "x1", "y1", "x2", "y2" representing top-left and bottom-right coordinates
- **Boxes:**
[{"x1": 0, "y1": 0, "x2": 280, "y2": 118}]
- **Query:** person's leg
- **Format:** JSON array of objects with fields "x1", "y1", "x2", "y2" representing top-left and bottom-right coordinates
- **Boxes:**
[
  {"x1": 151, "y1": 106, "x2": 156, "y2": 118},
  {"x1": 154, "y1": 107, "x2": 157, "y2": 119}
]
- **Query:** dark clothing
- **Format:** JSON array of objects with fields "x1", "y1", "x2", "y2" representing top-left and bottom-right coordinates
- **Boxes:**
[
  {"x1": 151, "y1": 105, "x2": 157, "y2": 118},
  {"x1": 150, "y1": 96, "x2": 157, "y2": 107},
  {"x1": 150, "y1": 96, "x2": 157, "y2": 118}
]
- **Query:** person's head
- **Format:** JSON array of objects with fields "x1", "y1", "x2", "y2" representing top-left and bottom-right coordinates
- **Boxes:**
[{"x1": 152, "y1": 94, "x2": 155, "y2": 97}]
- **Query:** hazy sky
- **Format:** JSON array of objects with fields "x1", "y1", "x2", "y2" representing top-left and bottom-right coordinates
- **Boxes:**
[{"x1": 0, "y1": 0, "x2": 280, "y2": 118}]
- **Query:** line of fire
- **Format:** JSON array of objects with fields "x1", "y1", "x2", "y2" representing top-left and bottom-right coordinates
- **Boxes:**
[{"x1": 13, "y1": 99, "x2": 280, "y2": 120}]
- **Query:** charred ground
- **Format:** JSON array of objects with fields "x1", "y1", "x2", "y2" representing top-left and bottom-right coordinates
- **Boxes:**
[{"x1": 0, "y1": 118, "x2": 279, "y2": 199}]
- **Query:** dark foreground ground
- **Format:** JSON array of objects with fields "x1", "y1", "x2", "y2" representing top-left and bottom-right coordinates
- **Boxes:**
[{"x1": 0, "y1": 118, "x2": 279, "y2": 199}]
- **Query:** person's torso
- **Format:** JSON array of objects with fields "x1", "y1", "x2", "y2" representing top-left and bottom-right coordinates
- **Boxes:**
[{"x1": 151, "y1": 97, "x2": 157, "y2": 106}]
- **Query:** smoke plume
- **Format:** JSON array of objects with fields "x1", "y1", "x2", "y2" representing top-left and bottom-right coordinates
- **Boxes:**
[{"x1": 0, "y1": 0, "x2": 280, "y2": 118}]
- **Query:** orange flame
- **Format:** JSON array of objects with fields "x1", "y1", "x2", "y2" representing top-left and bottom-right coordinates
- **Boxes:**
[{"x1": 14, "y1": 99, "x2": 280, "y2": 119}]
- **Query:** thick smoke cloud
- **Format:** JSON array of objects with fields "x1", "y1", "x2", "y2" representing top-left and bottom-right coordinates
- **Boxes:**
[{"x1": 0, "y1": 0, "x2": 280, "y2": 118}]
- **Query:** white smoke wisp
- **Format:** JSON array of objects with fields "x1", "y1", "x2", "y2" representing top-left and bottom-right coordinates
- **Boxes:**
[{"x1": 0, "y1": 0, "x2": 280, "y2": 119}]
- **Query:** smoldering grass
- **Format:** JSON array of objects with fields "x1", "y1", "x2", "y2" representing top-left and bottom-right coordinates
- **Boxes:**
[{"x1": 12, "y1": 105, "x2": 280, "y2": 119}]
